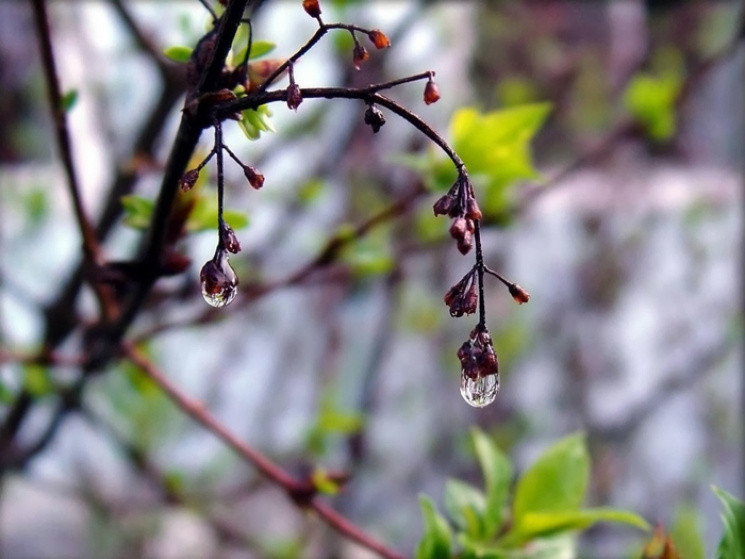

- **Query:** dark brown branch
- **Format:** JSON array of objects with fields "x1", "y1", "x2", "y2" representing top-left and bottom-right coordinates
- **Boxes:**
[{"x1": 122, "y1": 343, "x2": 405, "y2": 559}]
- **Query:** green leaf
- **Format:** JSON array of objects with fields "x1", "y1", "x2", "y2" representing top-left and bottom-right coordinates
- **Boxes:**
[
  {"x1": 311, "y1": 469, "x2": 341, "y2": 496},
  {"x1": 249, "y1": 40, "x2": 276, "y2": 59},
  {"x1": 23, "y1": 365, "x2": 52, "y2": 397},
  {"x1": 623, "y1": 72, "x2": 681, "y2": 142},
  {"x1": 121, "y1": 195, "x2": 154, "y2": 229},
  {"x1": 60, "y1": 89, "x2": 78, "y2": 113},
  {"x1": 449, "y1": 103, "x2": 551, "y2": 217},
  {"x1": 163, "y1": 45, "x2": 193, "y2": 63},
  {"x1": 472, "y1": 428, "x2": 513, "y2": 538},
  {"x1": 670, "y1": 505, "x2": 706, "y2": 559},
  {"x1": 515, "y1": 508, "x2": 649, "y2": 541},
  {"x1": 416, "y1": 495, "x2": 452, "y2": 559},
  {"x1": 186, "y1": 196, "x2": 249, "y2": 232},
  {"x1": 460, "y1": 533, "x2": 576, "y2": 559},
  {"x1": 713, "y1": 486, "x2": 745, "y2": 559},
  {"x1": 512, "y1": 433, "x2": 588, "y2": 524},
  {"x1": 317, "y1": 408, "x2": 364, "y2": 434},
  {"x1": 445, "y1": 479, "x2": 487, "y2": 538}
]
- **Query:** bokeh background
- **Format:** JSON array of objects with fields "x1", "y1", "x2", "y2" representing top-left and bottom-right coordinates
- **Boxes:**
[{"x1": 1, "y1": 1, "x2": 742, "y2": 557}]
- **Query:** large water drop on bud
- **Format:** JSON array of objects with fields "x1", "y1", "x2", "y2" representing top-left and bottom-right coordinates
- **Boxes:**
[
  {"x1": 460, "y1": 370, "x2": 499, "y2": 407},
  {"x1": 200, "y1": 251, "x2": 237, "y2": 308}
]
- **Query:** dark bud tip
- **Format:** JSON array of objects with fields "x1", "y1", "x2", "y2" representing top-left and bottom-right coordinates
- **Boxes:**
[
  {"x1": 509, "y1": 283, "x2": 530, "y2": 304},
  {"x1": 243, "y1": 165, "x2": 265, "y2": 189},
  {"x1": 178, "y1": 169, "x2": 199, "y2": 192},
  {"x1": 352, "y1": 43, "x2": 369, "y2": 70},
  {"x1": 433, "y1": 194, "x2": 453, "y2": 216},
  {"x1": 367, "y1": 29, "x2": 391, "y2": 49},
  {"x1": 423, "y1": 79, "x2": 441, "y2": 105},
  {"x1": 286, "y1": 82, "x2": 303, "y2": 111},
  {"x1": 220, "y1": 224, "x2": 242, "y2": 254},
  {"x1": 302, "y1": 0, "x2": 322, "y2": 18},
  {"x1": 363, "y1": 105, "x2": 385, "y2": 133}
]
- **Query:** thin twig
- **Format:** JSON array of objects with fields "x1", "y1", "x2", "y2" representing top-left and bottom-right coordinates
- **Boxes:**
[{"x1": 121, "y1": 342, "x2": 405, "y2": 559}]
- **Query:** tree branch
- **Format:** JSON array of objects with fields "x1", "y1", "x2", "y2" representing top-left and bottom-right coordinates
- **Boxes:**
[{"x1": 121, "y1": 342, "x2": 405, "y2": 559}]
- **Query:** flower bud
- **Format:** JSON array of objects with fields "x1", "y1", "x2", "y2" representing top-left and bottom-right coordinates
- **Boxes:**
[
  {"x1": 423, "y1": 79, "x2": 441, "y2": 105},
  {"x1": 352, "y1": 43, "x2": 369, "y2": 70},
  {"x1": 364, "y1": 105, "x2": 385, "y2": 133},
  {"x1": 465, "y1": 197, "x2": 482, "y2": 221},
  {"x1": 220, "y1": 224, "x2": 241, "y2": 254},
  {"x1": 367, "y1": 30, "x2": 391, "y2": 49},
  {"x1": 243, "y1": 165, "x2": 265, "y2": 189},
  {"x1": 179, "y1": 169, "x2": 199, "y2": 192},
  {"x1": 286, "y1": 82, "x2": 303, "y2": 111},
  {"x1": 457, "y1": 232, "x2": 473, "y2": 254},
  {"x1": 509, "y1": 283, "x2": 530, "y2": 304},
  {"x1": 449, "y1": 217, "x2": 468, "y2": 240},
  {"x1": 302, "y1": 0, "x2": 321, "y2": 18},
  {"x1": 433, "y1": 194, "x2": 454, "y2": 216}
]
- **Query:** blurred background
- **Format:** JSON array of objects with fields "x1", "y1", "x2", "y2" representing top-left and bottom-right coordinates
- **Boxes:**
[{"x1": 0, "y1": 1, "x2": 742, "y2": 557}]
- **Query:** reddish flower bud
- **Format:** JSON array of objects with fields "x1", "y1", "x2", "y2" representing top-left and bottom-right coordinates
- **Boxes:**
[
  {"x1": 243, "y1": 165, "x2": 265, "y2": 189},
  {"x1": 287, "y1": 82, "x2": 303, "y2": 111},
  {"x1": 220, "y1": 224, "x2": 241, "y2": 254},
  {"x1": 433, "y1": 194, "x2": 454, "y2": 216},
  {"x1": 509, "y1": 283, "x2": 530, "y2": 304},
  {"x1": 367, "y1": 29, "x2": 391, "y2": 49},
  {"x1": 364, "y1": 105, "x2": 386, "y2": 133},
  {"x1": 477, "y1": 344, "x2": 499, "y2": 376},
  {"x1": 179, "y1": 169, "x2": 199, "y2": 192},
  {"x1": 302, "y1": 0, "x2": 322, "y2": 18},
  {"x1": 457, "y1": 232, "x2": 473, "y2": 255},
  {"x1": 449, "y1": 217, "x2": 468, "y2": 240},
  {"x1": 465, "y1": 197, "x2": 482, "y2": 221},
  {"x1": 352, "y1": 43, "x2": 369, "y2": 70},
  {"x1": 423, "y1": 79, "x2": 441, "y2": 105}
]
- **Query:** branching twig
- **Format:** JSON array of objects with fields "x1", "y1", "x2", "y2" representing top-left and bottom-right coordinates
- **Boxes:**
[{"x1": 121, "y1": 342, "x2": 405, "y2": 559}]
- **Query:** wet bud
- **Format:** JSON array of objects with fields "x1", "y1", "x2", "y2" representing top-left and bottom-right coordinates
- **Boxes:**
[
  {"x1": 352, "y1": 43, "x2": 369, "y2": 70},
  {"x1": 477, "y1": 344, "x2": 499, "y2": 376},
  {"x1": 457, "y1": 341, "x2": 472, "y2": 364},
  {"x1": 220, "y1": 224, "x2": 241, "y2": 254},
  {"x1": 465, "y1": 197, "x2": 482, "y2": 221},
  {"x1": 286, "y1": 82, "x2": 303, "y2": 111},
  {"x1": 462, "y1": 283, "x2": 478, "y2": 315},
  {"x1": 449, "y1": 217, "x2": 468, "y2": 240},
  {"x1": 444, "y1": 283, "x2": 460, "y2": 307},
  {"x1": 423, "y1": 79, "x2": 441, "y2": 105},
  {"x1": 243, "y1": 165, "x2": 265, "y2": 189},
  {"x1": 367, "y1": 29, "x2": 391, "y2": 49},
  {"x1": 302, "y1": 0, "x2": 322, "y2": 18},
  {"x1": 179, "y1": 169, "x2": 199, "y2": 192},
  {"x1": 200, "y1": 250, "x2": 238, "y2": 308},
  {"x1": 364, "y1": 105, "x2": 386, "y2": 133},
  {"x1": 433, "y1": 194, "x2": 453, "y2": 216},
  {"x1": 509, "y1": 283, "x2": 530, "y2": 304}
]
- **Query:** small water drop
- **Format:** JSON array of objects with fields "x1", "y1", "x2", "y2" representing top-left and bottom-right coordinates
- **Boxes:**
[
  {"x1": 200, "y1": 251, "x2": 238, "y2": 308},
  {"x1": 460, "y1": 370, "x2": 499, "y2": 407}
]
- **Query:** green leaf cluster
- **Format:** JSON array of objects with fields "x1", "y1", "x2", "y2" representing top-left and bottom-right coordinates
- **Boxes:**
[
  {"x1": 713, "y1": 486, "x2": 745, "y2": 559},
  {"x1": 623, "y1": 73, "x2": 681, "y2": 142},
  {"x1": 416, "y1": 430, "x2": 650, "y2": 559}
]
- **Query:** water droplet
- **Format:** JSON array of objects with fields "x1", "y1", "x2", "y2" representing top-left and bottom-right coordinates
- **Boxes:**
[
  {"x1": 200, "y1": 251, "x2": 238, "y2": 308},
  {"x1": 460, "y1": 370, "x2": 499, "y2": 407}
]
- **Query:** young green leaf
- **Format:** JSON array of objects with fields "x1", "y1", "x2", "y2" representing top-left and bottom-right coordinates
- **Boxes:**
[
  {"x1": 713, "y1": 486, "x2": 745, "y2": 559},
  {"x1": 472, "y1": 428, "x2": 513, "y2": 538},
  {"x1": 416, "y1": 495, "x2": 452, "y2": 559},
  {"x1": 512, "y1": 433, "x2": 589, "y2": 522},
  {"x1": 60, "y1": 89, "x2": 78, "y2": 113},
  {"x1": 444, "y1": 479, "x2": 487, "y2": 539},
  {"x1": 670, "y1": 505, "x2": 706, "y2": 559},
  {"x1": 514, "y1": 508, "x2": 649, "y2": 541},
  {"x1": 121, "y1": 195, "x2": 155, "y2": 229},
  {"x1": 623, "y1": 73, "x2": 681, "y2": 142},
  {"x1": 23, "y1": 365, "x2": 53, "y2": 397},
  {"x1": 163, "y1": 45, "x2": 193, "y2": 63},
  {"x1": 186, "y1": 196, "x2": 249, "y2": 232}
]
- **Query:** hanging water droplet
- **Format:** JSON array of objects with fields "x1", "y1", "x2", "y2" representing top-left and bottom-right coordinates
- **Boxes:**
[
  {"x1": 460, "y1": 370, "x2": 499, "y2": 407},
  {"x1": 200, "y1": 250, "x2": 238, "y2": 308}
]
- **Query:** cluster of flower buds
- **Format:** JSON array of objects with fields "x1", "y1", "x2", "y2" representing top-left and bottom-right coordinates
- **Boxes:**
[
  {"x1": 444, "y1": 268, "x2": 477, "y2": 317},
  {"x1": 433, "y1": 173, "x2": 482, "y2": 254},
  {"x1": 364, "y1": 104, "x2": 386, "y2": 133},
  {"x1": 457, "y1": 327, "x2": 498, "y2": 381}
]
